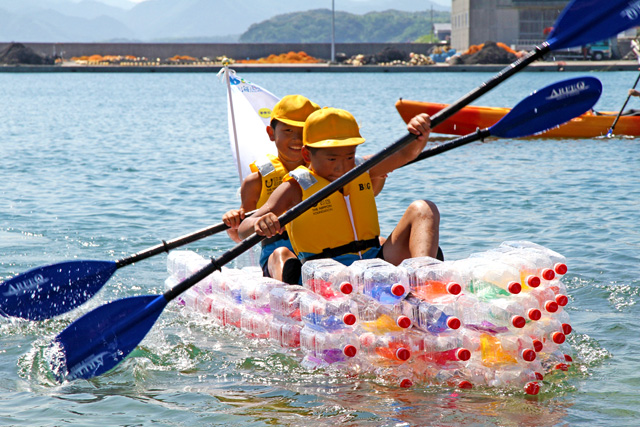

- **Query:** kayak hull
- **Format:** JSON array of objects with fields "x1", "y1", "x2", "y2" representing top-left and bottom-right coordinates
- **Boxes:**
[{"x1": 395, "y1": 99, "x2": 640, "y2": 138}]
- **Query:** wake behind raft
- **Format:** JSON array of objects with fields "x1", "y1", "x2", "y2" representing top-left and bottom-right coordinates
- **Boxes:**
[{"x1": 166, "y1": 241, "x2": 572, "y2": 395}]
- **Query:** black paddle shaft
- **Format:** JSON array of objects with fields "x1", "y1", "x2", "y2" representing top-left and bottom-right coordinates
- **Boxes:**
[{"x1": 115, "y1": 211, "x2": 256, "y2": 268}]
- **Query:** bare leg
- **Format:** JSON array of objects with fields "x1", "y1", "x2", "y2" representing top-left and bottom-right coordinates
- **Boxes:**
[
  {"x1": 268, "y1": 246, "x2": 298, "y2": 282},
  {"x1": 380, "y1": 200, "x2": 440, "y2": 266}
]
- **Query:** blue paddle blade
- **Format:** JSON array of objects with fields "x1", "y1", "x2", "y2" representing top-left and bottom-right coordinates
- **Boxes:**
[
  {"x1": 548, "y1": 0, "x2": 640, "y2": 50},
  {"x1": 50, "y1": 294, "x2": 167, "y2": 381},
  {"x1": 0, "y1": 260, "x2": 117, "y2": 321},
  {"x1": 490, "y1": 77, "x2": 602, "y2": 139}
]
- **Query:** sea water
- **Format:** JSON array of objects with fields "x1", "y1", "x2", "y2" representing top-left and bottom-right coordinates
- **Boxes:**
[{"x1": 1, "y1": 69, "x2": 639, "y2": 426}]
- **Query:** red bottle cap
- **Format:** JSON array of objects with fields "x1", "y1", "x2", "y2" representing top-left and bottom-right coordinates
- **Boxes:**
[
  {"x1": 458, "y1": 380, "x2": 473, "y2": 389},
  {"x1": 535, "y1": 372, "x2": 544, "y2": 380},
  {"x1": 564, "y1": 354, "x2": 573, "y2": 362},
  {"x1": 528, "y1": 308, "x2": 541, "y2": 321},
  {"x1": 555, "y1": 294, "x2": 568, "y2": 306},
  {"x1": 544, "y1": 301, "x2": 559, "y2": 313},
  {"x1": 400, "y1": 378, "x2": 413, "y2": 388},
  {"x1": 396, "y1": 348, "x2": 411, "y2": 361},
  {"x1": 555, "y1": 263, "x2": 568, "y2": 275},
  {"x1": 456, "y1": 348, "x2": 471, "y2": 361},
  {"x1": 555, "y1": 363, "x2": 569, "y2": 371},
  {"x1": 343, "y1": 313, "x2": 356, "y2": 326},
  {"x1": 343, "y1": 344, "x2": 357, "y2": 357},
  {"x1": 339, "y1": 282, "x2": 353, "y2": 295},
  {"x1": 396, "y1": 316, "x2": 412, "y2": 329},
  {"x1": 526, "y1": 275, "x2": 541, "y2": 288},
  {"x1": 524, "y1": 382, "x2": 540, "y2": 395},
  {"x1": 447, "y1": 282, "x2": 462, "y2": 295},
  {"x1": 551, "y1": 331, "x2": 565, "y2": 344},
  {"x1": 447, "y1": 316, "x2": 461, "y2": 330},
  {"x1": 391, "y1": 283, "x2": 405, "y2": 297},
  {"x1": 542, "y1": 268, "x2": 555, "y2": 281},
  {"x1": 562, "y1": 323, "x2": 572, "y2": 335},
  {"x1": 508, "y1": 281, "x2": 521, "y2": 294},
  {"x1": 512, "y1": 315, "x2": 526, "y2": 328},
  {"x1": 533, "y1": 339, "x2": 543, "y2": 352},
  {"x1": 522, "y1": 349, "x2": 537, "y2": 362}
]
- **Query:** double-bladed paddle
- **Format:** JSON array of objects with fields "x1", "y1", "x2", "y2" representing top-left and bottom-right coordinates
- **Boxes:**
[
  {"x1": 48, "y1": 76, "x2": 602, "y2": 382},
  {"x1": 3, "y1": 0, "x2": 638, "y2": 322}
]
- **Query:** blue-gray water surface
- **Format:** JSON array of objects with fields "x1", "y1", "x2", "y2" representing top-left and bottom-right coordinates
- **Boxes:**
[{"x1": 1, "y1": 69, "x2": 638, "y2": 426}]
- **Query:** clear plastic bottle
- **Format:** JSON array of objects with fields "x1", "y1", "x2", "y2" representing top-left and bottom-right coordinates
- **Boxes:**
[
  {"x1": 301, "y1": 258, "x2": 352, "y2": 299},
  {"x1": 300, "y1": 326, "x2": 359, "y2": 364},
  {"x1": 357, "y1": 262, "x2": 409, "y2": 304},
  {"x1": 239, "y1": 276, "x2": 283, "y2": 312},
  {"x1": 268, "y1": 316, "x2": 302, "y2": 348},
  {"x1": 408, "y1": 260, "x2": 465, "y2": 301},
  {"x1": 240, "y1": 306, "x2": 271, "y2": 339},
  {"x1": 500, "y1": 240, "x2": 568, "y2": 277},
  {"x1": 488, "y1": 364, "x2": 542, "y2": 395},
  {"x1": 350, "y1": 293, "x2": 411, "y2": 333},
  {"x1": 410, "y1": 331, "x2": 472, "y2": 365},
  {"x1": 453, "y1": 294, "x2": 527, "y2": 331},
  {"x1": 359, "y1": 331, "x2": 412, "y2": 362},
  {"x1": 399, "y1": 257, "x2": 463, "y2": 300},
  {"x1": 470, "y1": 249, "x2": 542, "y2": 290},
  {"x1": 478, "y1": 333, "x2": 537, "y2": 366},
  {"x1": 269, "y1": 285, "x2": 311, "y2": 322},
  {"x1": 453, "y1": 258, "x2": 522, "y2": 299},
  {"x1": 401, "y1": 294, "x2": 461, "y2": 333},
  {"x1": 299, "y1": 291, "x2": 358, "y2": 332}
]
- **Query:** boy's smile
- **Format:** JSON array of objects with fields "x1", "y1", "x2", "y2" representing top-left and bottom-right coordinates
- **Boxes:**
[{"x1": 269, "y1": 123, "x2": 304, "y2": 164}]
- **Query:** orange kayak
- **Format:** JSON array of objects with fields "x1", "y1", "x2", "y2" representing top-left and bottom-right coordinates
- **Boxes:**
[{"x1": 395, "y1": 99, "x2": 640, "y2": 138}]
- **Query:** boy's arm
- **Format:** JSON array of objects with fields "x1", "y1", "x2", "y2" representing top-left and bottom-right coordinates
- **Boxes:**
[
  {"x1": 238, "y1": 180, "x2": 302, "y2": 239},
  {"x1": 368, "y1": 113, "x2": 431, "y2": 179},
  {"x1": 223, "y1": 172, "x2": 261, "y2": 242}
]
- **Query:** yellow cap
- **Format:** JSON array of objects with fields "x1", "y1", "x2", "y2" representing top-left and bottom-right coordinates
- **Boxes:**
[
  {"x1": 270, "y1": 95, "x2": 320, "y2": 127},
  {"x1": 303, "y1": 108, "x2": 365, "y2": 148}
]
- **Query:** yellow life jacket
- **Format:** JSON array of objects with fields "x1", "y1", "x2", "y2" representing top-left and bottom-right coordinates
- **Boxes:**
[
  {"x1": 250, "y1": 154, "x2": 289, "y2": 208},
  {"x1": 284, "y1": 165, "x2": 380, "y2": 262}
]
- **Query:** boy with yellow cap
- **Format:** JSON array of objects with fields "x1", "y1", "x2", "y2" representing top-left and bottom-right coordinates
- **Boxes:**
[
  {"x1": 223, "y1": 95, "x2": 320, "y2": 282},
  {"x1": 237, "y1": 108, "x2": 440, "y2": 270}
]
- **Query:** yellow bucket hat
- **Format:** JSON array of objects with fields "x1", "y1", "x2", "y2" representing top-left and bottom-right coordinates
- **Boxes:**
[
  {"x1": 270, "y1": 95, "x2": 320, "y2": 127},
  {"x1": 303, "y1": 108, "x2": 365, "y2": 148}
]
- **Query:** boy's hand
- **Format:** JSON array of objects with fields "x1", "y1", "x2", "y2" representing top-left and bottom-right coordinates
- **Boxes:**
[
  {"x1": 254, "y1": 212, "x2": 282, "y2": 238},
  {"x1": 407, "y1": 113, "x2": 431, "y2": 143},
  {"x1": 222, "y1": 208, "x2": 245, "y2": 229}
]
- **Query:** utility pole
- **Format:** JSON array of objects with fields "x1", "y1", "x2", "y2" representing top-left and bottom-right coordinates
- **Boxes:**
[
  {"x1": 430, "y1": 5, "x2": 433, "y2": 42},
  {"x1": 331, "y1": 0, "x2": 336, "y2": 63}
]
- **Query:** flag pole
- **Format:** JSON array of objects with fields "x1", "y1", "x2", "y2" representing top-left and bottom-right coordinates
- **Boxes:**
[{"x1": 222, "y1": 63, "x2": 244, "y2": 183}]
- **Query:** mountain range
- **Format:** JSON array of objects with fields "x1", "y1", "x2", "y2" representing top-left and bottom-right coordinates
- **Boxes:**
[{"x1": 0, "y1": 0, "x2": 450, "y2": 43}]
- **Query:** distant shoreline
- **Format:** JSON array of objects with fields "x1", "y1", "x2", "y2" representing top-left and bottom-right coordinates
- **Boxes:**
[{"x1": 1, "y1": 60, "x2": 638, "y2": 73}]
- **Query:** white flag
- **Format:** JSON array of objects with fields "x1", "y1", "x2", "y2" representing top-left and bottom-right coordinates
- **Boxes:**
[{"x1": 220, "y1": 68, "x2": 280, "y2": 182}]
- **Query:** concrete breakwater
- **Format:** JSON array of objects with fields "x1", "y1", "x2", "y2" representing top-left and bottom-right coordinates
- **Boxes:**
[{"x1": 0, "y1": 42, "x2": 437, "y2": 62}]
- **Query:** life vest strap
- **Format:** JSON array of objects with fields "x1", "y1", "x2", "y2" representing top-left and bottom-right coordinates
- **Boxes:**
[
  {"x1": 300, "y1": 237, "x2": 380, "y2": 264},
  {"x1": 261, "y1": 231, "x2": 290, "y2": 247}
]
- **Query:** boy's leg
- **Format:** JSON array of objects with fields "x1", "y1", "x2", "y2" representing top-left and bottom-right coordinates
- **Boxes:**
[
  {"x1": 268, "y1": 247, "x2": 300, "y2": 283},
  {"x1": 380, "y1": 200, "x2": 440, "y2": 266}
]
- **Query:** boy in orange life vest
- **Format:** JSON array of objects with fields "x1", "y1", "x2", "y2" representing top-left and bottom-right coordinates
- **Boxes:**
[
  {"x1": 237, "y1": 107, "x2": 440, "y2": 268},
  {"x1": 222, "y1": 95, "x2": 320, "y2": 281}
]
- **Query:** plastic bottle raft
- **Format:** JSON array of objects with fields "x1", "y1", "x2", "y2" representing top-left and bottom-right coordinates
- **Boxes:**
[{"x1": 165, "y1": 241, "x2": 573, "y2": 395}]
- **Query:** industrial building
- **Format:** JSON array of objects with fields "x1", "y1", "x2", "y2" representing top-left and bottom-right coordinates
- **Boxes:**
[{"x1": 451, "y1": 0, "x2": 569, "y2": 52}]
